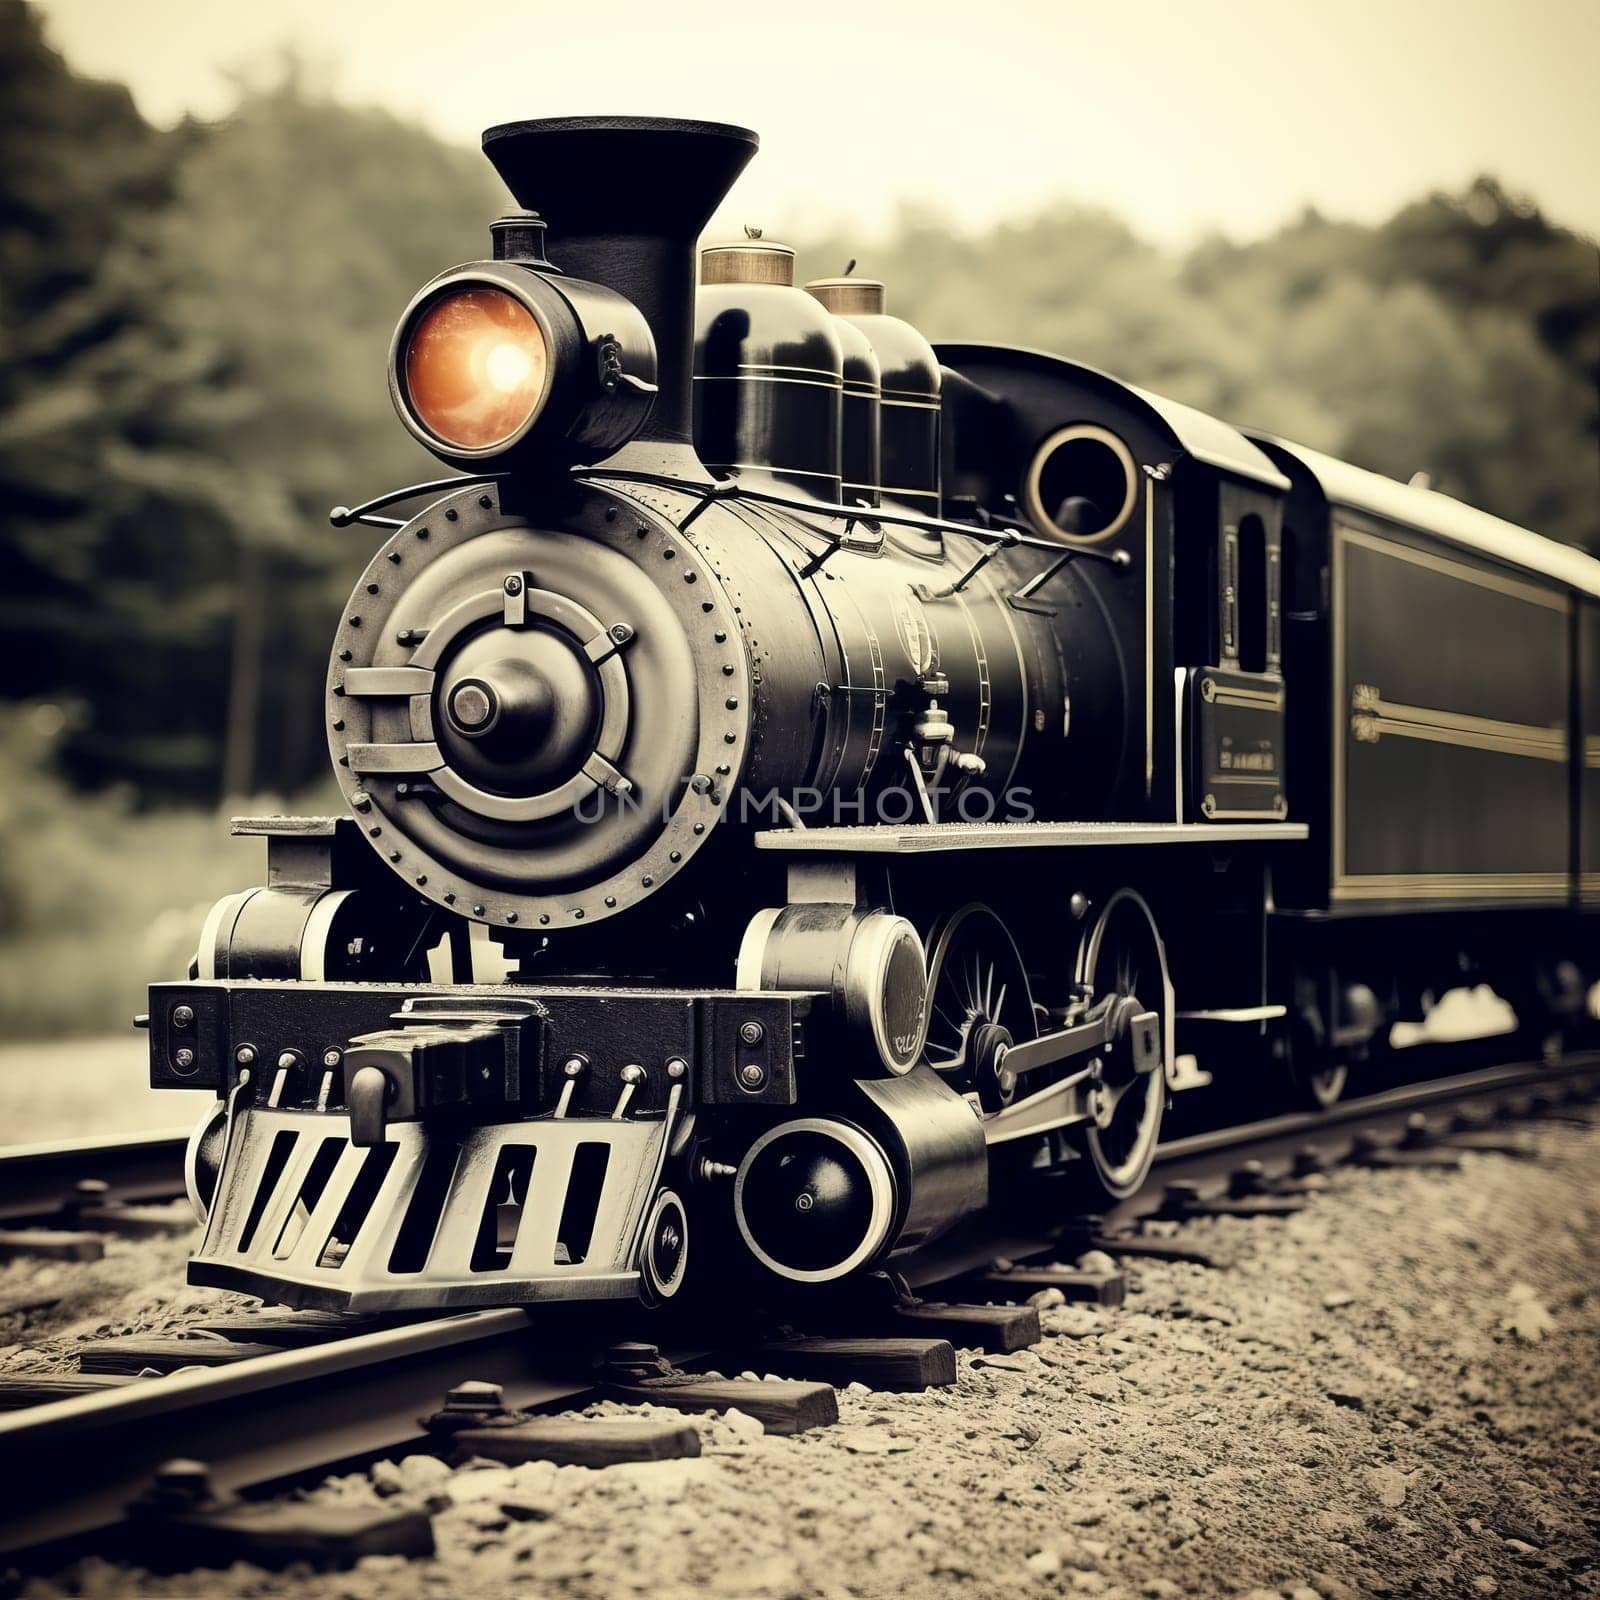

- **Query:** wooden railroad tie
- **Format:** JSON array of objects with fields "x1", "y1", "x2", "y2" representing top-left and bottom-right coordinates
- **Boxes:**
[
  {"x1": 0, "y1": 1227, "x2": 106, "y2": 1263},
  {"x1": 1158, "y1": 1180, "x2": 1308, "y2": 1220},
  {"x1": 77, "y1": 1337, "x2": 286, "y2": 1375},
  {"x1": 747, "y1": 1335, "x2": 959, "y2": 1392},
  {"x1": 195, "y1": 1311, "x2": 396, "y2": 1347},
  {"x1": 1060, "y1": 1216, "x2": 1230, "y2": 1270},
  {"x1": 0, "y1": 1372, "x2": 143, "y2": 1410},
  {"x1": 884, "y1": 1298, "x2": 1042, "y2": 1353},
  {"x1": 128, "y1": 1461, "x2": 432, "y2": 1571},
  {"x1": 1344, "y1": 1132, "x2": 1462, "y2": 1172},
  {"x1": 963, "y1": 1262, "x2": 1127, "y2": 1308},
  {"x1": 600, "y1": 1345, "x2": 838, "y2": 1434},
  {"x1": 1095, "y1": 1232, "x2": 1229, "y2": 1269},
  {"x1": 1438, "y1": 1129, "x2": 1537, "y2": 1159},
  {"x1": 450, "y1": 1415, "x2": 703, "y2": 1469},
  {"x1": 67, "y1": 1203, "x2": 194, "y2": 1239}
]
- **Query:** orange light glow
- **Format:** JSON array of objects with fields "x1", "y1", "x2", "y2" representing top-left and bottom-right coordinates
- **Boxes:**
[{"x1": 403, "y1": 287, "x2": 549, "y2": 450}]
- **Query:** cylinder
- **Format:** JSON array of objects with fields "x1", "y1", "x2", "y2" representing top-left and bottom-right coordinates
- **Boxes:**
[
  {"x1": 733, "y1": 1118, "x2": 897, "y2": 1282},
  {"x1": 694, "y1": 239, "x2": 845, "y2": 500},
  {"x1": 806, "y1": 277, "x2": 940, "y2": 515}
]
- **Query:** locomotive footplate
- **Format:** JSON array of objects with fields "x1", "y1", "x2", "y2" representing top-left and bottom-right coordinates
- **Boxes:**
[{"x1": 147, "y1": 978, "x2": 811, "y2": 1311}]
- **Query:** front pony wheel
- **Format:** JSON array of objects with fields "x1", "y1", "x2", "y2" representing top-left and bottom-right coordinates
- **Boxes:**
[{"x1": 1064, "y1": 888, "x2": 1170, "y2": 1204}]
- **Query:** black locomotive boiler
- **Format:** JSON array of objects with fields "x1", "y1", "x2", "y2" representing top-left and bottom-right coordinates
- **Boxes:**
[{"x1": 145, "y1": 116, "x2": 1600, "y2": 1312}]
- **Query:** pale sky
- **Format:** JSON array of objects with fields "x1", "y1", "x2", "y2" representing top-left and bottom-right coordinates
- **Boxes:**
[{"x1": 33, "y1": 0, "x2": 1600, "y2": 246}]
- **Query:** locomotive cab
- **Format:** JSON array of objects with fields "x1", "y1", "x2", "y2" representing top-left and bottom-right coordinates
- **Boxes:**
[{"x1": 937, "y1": 344, "x2": 1292, "y2": 827}]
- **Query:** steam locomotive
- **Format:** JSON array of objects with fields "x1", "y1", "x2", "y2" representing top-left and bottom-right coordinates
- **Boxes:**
[{"x1": 146, "y1": 116, "x2": 1600, "y2": 1312}]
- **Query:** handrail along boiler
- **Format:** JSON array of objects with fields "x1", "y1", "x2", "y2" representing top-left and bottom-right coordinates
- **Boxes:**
[{"x1": 145, "y1": 117, "x2": 1600, "y2": 1312}]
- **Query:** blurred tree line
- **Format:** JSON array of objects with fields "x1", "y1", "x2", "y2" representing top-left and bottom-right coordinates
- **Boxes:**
[
  {"x1": 1, "y1": 0, "x2": 1595, "y2": 808},
  {"x1": 0, "y1": 1, "x2": 502, "y2": 803}
]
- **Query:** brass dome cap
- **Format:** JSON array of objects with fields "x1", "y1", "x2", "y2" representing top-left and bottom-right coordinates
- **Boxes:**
[
  {"x1": 806, "y1": 277, "x2": 885, "y2": 315},
  {"x1": 701, "y1": 239, "x2": 796, "y2": 287}
]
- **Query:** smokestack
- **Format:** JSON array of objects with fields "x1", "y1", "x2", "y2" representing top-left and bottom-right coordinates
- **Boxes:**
[{"x1": 482, "y1": 115, "x2": 758, "y2": 473}]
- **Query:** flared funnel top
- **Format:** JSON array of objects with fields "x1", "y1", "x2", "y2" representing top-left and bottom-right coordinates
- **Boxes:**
[{"x1": 483, "y1": 115, "x2": 759, "y2": 239}]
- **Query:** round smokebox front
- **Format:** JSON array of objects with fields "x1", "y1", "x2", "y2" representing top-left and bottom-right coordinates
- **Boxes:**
[{"x1": 327, "y1": 483, "x2": 750, "y2": 928}]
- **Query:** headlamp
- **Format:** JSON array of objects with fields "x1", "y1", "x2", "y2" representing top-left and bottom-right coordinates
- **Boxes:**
[
  {"x1": 389, "y1": 262, "x2": 657, "y2": 469},
  {"x1": 404, "y1": 287, "x2": 550, "y2": 451}
]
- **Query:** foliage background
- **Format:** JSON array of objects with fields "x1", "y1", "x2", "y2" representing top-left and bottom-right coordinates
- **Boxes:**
[{"x1": 0, "y1": 0, "x2": 1595, "y2": 1035}]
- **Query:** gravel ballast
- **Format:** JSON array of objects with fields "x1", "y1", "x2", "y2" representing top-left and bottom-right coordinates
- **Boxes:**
[{"x1": 7, "y1": 1115, "x2": 1599, "y2": 1600}]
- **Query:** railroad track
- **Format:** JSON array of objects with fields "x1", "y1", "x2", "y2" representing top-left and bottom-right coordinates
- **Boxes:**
[
  {"x1": 1124, "y1": 1048, "x2": 1600, "y2": 1224},
  {"x1": 0, "y1": 1050, "x2": 1594, "y2": 1572},
  {"x1": 0, "y1": 1127, "x2": 189, "y2": 1226}
]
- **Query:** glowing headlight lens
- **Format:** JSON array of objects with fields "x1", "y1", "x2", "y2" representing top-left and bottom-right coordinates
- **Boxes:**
[{"x1": 403, "y1": 288, "x2": 549, "y2": 450}]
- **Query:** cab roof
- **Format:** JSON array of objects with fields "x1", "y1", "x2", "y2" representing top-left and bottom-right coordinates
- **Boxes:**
[
  {"x1": 1257, "y1": 435, "x2": 1600, "y2": 600},
  {"x1": 935, "y1": 342, "x2": 1290, "y2": 491}
]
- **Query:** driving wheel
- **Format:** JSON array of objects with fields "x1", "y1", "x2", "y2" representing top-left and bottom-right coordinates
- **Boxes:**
[
  {"x1": 1066, "y1": 888, "x2": 1169, "y2": 1201},
  {"x1": 924, "y1": 904, "x2": 1039, "y2": 1112}
]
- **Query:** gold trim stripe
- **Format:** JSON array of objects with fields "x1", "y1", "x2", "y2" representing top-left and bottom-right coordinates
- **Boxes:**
[
  {"x1": 1334, "y1": 872, "x2": 1567, "y2": 901},
  {"x1": 693, "y1": 372, "x2": 843, "y2": 392},
  {"x1": 1144, "y1": 487, "x2": 1154, "y2": 795},
  {"x1": 1333, "y1": 524, "x2": 1347, "y2": 884},
  {"x1": 1341, "y1": 525, "x2": 1568, "y2": 612},
  {"x1": 1353, "y1": 696, "x2": 1567, "y2": 762}
]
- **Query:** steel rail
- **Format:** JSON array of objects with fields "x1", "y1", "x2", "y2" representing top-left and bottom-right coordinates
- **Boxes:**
[
  {"x1": 1147, "y1": 1050, "x2": 1599, "y2": 1179},
  {"x1": 0, "y1": 1304, "x2": 697, "y2": 1560},
  {"x1": 0, "y1": 1128, "x2": 191, "y2": 1224}
]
